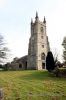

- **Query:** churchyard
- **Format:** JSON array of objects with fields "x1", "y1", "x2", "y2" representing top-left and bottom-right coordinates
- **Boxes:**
[{"x1": 0, "y1": 70, "x2": 66, "y2": 100}]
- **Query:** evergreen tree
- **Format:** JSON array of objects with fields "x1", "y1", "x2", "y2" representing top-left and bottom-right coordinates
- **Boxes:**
[{"x1": 46, "y1": 51, "x2": 56, "y2": 72}]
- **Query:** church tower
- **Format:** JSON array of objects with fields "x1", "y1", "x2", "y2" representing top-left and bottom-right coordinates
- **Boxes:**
[{"x1": 27, "y1": 12, "x2": 50, "y2": 70}]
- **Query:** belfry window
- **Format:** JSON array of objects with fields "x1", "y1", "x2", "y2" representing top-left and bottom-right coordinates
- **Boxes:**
[
  {"x1": 41, "y1": 27, "x2": 43, "y2": 33},
  {"x1": 41, "y1": 53, "x2": 45, "y2": 60},
  {"x1": 42, "y1": 45, "x2": 44, "y2": 48},
  {"x1": 41, "y1": 36, "x2": 43, "y2": 39}
]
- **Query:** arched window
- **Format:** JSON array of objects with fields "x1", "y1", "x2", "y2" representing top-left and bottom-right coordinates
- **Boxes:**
[
  {"x1": 19, "y1": 64, "x2": 22, "y2": 68},
  {"x1": 41, "y1": 53, "x2": 45, "y2": 60}
]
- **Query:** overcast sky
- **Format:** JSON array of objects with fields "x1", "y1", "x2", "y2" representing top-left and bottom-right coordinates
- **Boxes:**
[{"x1": 0, "y1": 0, "x2": 66, "y2": 62}]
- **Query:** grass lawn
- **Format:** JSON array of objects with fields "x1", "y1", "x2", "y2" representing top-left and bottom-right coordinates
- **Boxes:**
[{"x1": 0, "y1": 70, "x2": 66, "y2": 100}]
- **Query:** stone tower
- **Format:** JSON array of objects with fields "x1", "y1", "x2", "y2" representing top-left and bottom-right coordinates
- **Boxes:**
[{"x1": 27, "y1": 12, "x2": 49, "y2": 70}]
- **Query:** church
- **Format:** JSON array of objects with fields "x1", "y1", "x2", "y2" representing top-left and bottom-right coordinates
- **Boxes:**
[{"x1": 9, "y1": 12, "x2": 50, "y2": 70}]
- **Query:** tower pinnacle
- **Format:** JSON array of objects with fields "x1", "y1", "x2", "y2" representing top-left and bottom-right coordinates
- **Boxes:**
[
  {"x1": 31, "y1": 18, "x2": 33, "y2": 24},
  {"x1": 35, "y1": 11, "x2": 39, "y2": 21},
  {"x1": 43, "y1": 16, "x2": 46, "y2": 24}
]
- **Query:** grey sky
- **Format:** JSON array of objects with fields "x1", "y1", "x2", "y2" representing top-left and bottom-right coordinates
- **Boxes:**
[{"x1": 0, "y1": 0, "x2": 66, "y2": 62}]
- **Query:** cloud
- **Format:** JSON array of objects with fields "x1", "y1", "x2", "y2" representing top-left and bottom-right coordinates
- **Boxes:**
[{"x1": 0, "y1": 0, "x2": 8, "y2": 8}]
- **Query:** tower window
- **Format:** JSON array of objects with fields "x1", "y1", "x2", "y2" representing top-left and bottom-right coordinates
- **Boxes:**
[
  {"x1": 41, "y1": 27, "x2": 43, "y2": 32},
  {"x1": 41, "y1": 53, "x2": 45, "y2": 60},
  {"x1": 42, "y1": 45, "x2": 44, "y2": 48},
  {"x1": 41, "y1": 36, "x2": 43, "y2": 39}
]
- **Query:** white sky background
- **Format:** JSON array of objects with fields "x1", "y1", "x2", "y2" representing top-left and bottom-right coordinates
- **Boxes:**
[{"x1": 0, "y1": 0, "x2": 66, "y2": 62}]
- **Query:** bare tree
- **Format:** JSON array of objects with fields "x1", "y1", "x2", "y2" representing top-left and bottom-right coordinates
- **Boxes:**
[
  {"x1": 52, "y1": 48, "x2": 58, "y2": 63},
  {"x1": 0, "y1": 34, "x2": 9, "y2": 63},
  {"x1": 62, "y1": 37, "x2": 66, "y2": 64}
]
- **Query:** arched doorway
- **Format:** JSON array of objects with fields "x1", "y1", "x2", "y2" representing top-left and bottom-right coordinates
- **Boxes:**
[
  {"x1": 42, "y1": 63, "x2": 45, "y2": 69},
  {"x1": 41, "y1": 53, "x2": 45, "y2": 69}
]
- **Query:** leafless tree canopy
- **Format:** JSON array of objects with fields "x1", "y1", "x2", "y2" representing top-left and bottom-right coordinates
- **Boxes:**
[
  {"x1": 0, "y1": 34, "x2": 9, "y2": 63},
  {"x1": 62, "y1": 37, "x2": 66, "y2": 63}
]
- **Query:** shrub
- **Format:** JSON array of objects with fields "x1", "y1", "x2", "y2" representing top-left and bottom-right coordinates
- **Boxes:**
[
  {"x1": 53, "y1": 67, "x2": 60, "y2": 77},
  {"x1": 53, "y1": 67, "x2": 66, "y2": 77},
  {"x1": 60, "y1": 68, "x2": 66, "y2": 76}
]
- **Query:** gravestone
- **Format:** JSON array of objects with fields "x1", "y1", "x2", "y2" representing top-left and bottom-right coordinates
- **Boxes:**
[{"x1": 0, "y1": 88, "x2": 4, "y2": 100}]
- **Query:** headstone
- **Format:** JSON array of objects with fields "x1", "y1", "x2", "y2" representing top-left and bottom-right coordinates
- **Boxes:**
[{"x1": 0, "y1": 88, "x2": 4, "y2": 100}]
